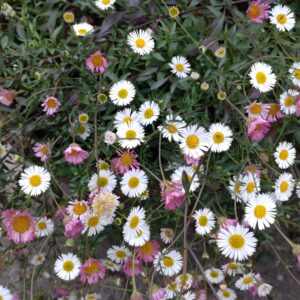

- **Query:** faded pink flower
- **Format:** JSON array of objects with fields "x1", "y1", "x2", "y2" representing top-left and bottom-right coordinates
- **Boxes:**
[
  {"x1": 151, "y1": 288, "x2": 166, "y2": 300},
  {"x1": 2, "y1": 210, "x2": 36, "y2": 244},
  {"x1": 54, "y1": 287, "x2": 70, "y2": 298},
  {"x1": 86, "y1": 51, "x2": 109, "y2": 74},
  {"x1": 196, "y1": 290, "x2": 207, "y2": 300},
  {"x1": 247, "y1": 118, "x2": 271, "y2": 141},
  {"x1": 246, "y1": 0, "x2": 270, "y2": 23},
  {"x1": 41, "y1": 96, "x2": 60, "y2": 115},
  {"x1": 64, "y1": 218, "x2": 84, "y2": 238},
  {"x1": 111, "y1": 150, "x2": 140, "y2": 174},
  {"x1": 246, "y1": 101, "x2": 270, "y2": 119},
  {"x1": 122, "y1": 258, "x2": 143, "y2": 276},
  {"x1": 80, "y1": 258, "x2": 106, "y2": 284},
  {"x1": 64, "y1": 143, "x2": 88, "y2": 165},
  {"x1": 160, "y1": 181, "x2": 185, "y2": 211},
  {"x1": 184, "y1": 154, "x2": 200, "y2": 166},
  {"x1": 249, "y1": 285, "x2": 258, "y2": 297},
  {"x1": 220, "y1": 218, "x2": 238, "y2": 229},
  {"x1": 33, "y1": 142, "x2": 51, "y2": 162},
  {"x1": 0, "y1": 89, "x2": 14, "y2": 106},
  {"x1": 137, "y1": 240, "x2": 160, "y2": 263},
  {"x1": 266, "y1": 103, "x2": 284, "y2": 122},
  {"x1": 54, "y1": 207, "x2": 67, "y2": 221}
]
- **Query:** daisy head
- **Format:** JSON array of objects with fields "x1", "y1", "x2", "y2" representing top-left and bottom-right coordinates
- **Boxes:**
[
  {"x1": 33, "y1": 142, "x2": 51, "y2": 162},
  {"x1": 235, "y1": 272, "x2": 259, "y2": 290},
  {"x1": 0, "y1": 89, "x2": 14, "y2": 106},
  {"x1": 217, "y1": 224, "x2": 257, "y2": 261},
  {"x1": 0, "y1": 285, "x2": 12, "y2": 300},
  {"x1": 117, "y1": 122, "x2": 145, "y2": 149},
  {"x1": 289, "y1": 62, "x2": 300, "y2": 87},
  {"x1": 169, "y1": 56, "x2": 191, "y2": 78},
  {"x1": 209, "y1": 123, "x2": 233, "y2": 153},
  {"x1": 36, "y1": 217, "x2": 54, "y2": 237},
  {"x1": 79, "y1": 258, "x2": 106, "y2": 284},
  {"x1": 82, "y1": 212, "x2": 104, "y2": 236},
  {"x1": 159, "y1": 114, "x2": 186, "y2": 142},
  {"x1": 30, "y1": 253, "x2": 46, "y2": 266},
  {"x1": 246, "y1": 0, "x2": 270, "y2": 23},
  {"x1": 122, "y1": 258, "x2": 143, "y2": 277},
  {"x1": 54, "y1": 253, "x2": 81, "y2": 281},
  {"x1": 205, "y1": 268, "x2": 224, "y2": 284},
  {"x1": 88, "y1": 170, "x2": 117, "y2": 193},
  {"x1": 86, "y1": 51, "x2": 108, "y2": 74},
  {"x1": 72, "y1": 22, "x2": 94, "y2": 36},
  {"x1": 64, "y1": 143, "x2": 88, "y2": 165},
  {"x1": 171, "y1": 166, "x2": 200, "y2": 193},
  {"x1": 111, "y1": 149, "x2": 140, "y2": 174},
  {"x1": 107, "y1": 245, "x2": 131, "y2": 264},
  {"x1": 138, "y1": 101, "x2": 160, "y2": 125},
  {"x1": 221, "y1": 261, "x2": 243, "y2": 276},
  {"x1": 127, "y1": 29, "x2": 155, "y2": 55},
  {"x1": 247, "y1": 118, "x2": 271, "y2": 141},
  {"x1": 240, "y1": 173, "x2": 260, "y2": 202},
  {"x1": 76, "y1": 123, "x2": 91, "y2": 140},
  {"x1": 19, "y1": 165, "x2": 51, "y2": 196},
  {"x1": 95, "y1": 0, "x2": 116, "y2": 10},
  {"x1": 269, "y1": 5, "x2": 295, "y2": 32},
  {"x1": 245, "y1": 193, "x2": 276, "y2": 230},
  {"x1": 109, "y1": 80, "x2": 136, "y2": 106},
  {"x1": 41, "y1": 96, "x2": 60, "y2": 115},
  {"x1": 274, "y1": 172, "x2": 294, "y2": 201},
  {"x1": 266, "y1": 103, "x2": 284, "y2": 122},
  {"x1": 246, "y1": 101, "x2": 269, "y2": 119},
  {"x1": 113, "y1": 108, "x2": 138, "y2": 127},
  {"x1": 160, "y1": 228, "x2": 174, "y2": 244},
  {"x1": 154, "y1": 249, "x2": 183, "y2": 276},
  {"x1": 63, "y1": 11, "x2": 74, "y2": 23},
  {"x1": 67, "y1": 200, "x2": 89, "y2": 220},
  {"x1": 137, "y1": 239, "x2": 160, "y2": 263},
  {"x1": 102, "y1": 259, "x2": 121, "y2": 272},
  {"x1": 0, "y1": 143, "x2": 7, "y2": 159},
  {"x1": 229, "y1": 175, "x2": 243, "y2": 202},
  {"x1": 193, "y1": 208, "x2": 215, "y2": 235},
  {"x1": 120, "y1": 169, "x2": 148, "y2": 198},
  {"x1": 274, "y1": 141, "x2": 296, "y2": 169},
  {"x1": 249, "y1": 62, "x2": 276, "y2": 93},
  {"x1": 280, "y1": 89, "x2": 299, "y2": 115},
  {"x1": 217, "y1": 288, "x2": 237, "y2": 300}
]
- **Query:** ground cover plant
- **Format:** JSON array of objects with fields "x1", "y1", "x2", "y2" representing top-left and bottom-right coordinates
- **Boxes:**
[{"x1": 0, "y1": 0, "x2": 300, "y2": 299}]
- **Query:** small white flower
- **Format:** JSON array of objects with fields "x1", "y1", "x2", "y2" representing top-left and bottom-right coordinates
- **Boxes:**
[
  {"x1": 235, "y1": 272, "x2": 258, "y2": 290},
  {"x1": 221, "y1": 262, "x2": 243, "y2": 276},
  {"x1": 158, "y1": 114, "x2": 186, "y2": 142},
  {"x1": 36, "y1": 217, "x2": 54, "y2": 237},
  {"x1": 116, "y1": 122, "x2": 145, "y2": 149},
  {"x1": 109, "y1": 80, "x2": 136, "y2": 106},
  {"x1": 107, "y1": 245, "x2": 131, "y2": 263},
  {"x1": 95, "y1": 0, "x2": 115, "y2": 10},
  {"x1": 171, "y1": 165, "x2": 200, "y2": 192},
  {"x1": 169, "y1": 56, "x2": 191, "y2": 78},
  {"x1": 138, "y1": 101, "x2": 160, "y2": 125},
  {"x1": 88, "y1": 170, "x2": 117, "y2": 192},
  {"x1": 274, "y1": 172, "x2": 294, "y2": 201},
  {"x1": 82, "y1": 212, "x2": 104, "y2": 236},
  {"x1": 209, "y1": 123, "x2": 233, "y2": 153},
  {"x1": 193, "y1": 208, "x2": 215, "y2": 235},
  {"x1": 30, "y1": 253, "x2": 46, "y2": 266},
  {"x1": 104, "y1": 131, "x2": 117, "y2": 145},
  {"x1": 274, "y1": 141, "x2": 296, "y2": 169},
  {"x1": 217, "y1": 288, "x2": 237, "y2": 300},
  {"x1": 120, "y1": 169, "x2": 148, "y2": 198},
  {"x1": 279, "y1": 89, "x2": 299, "y2": 115},
  {"x1": 258, "y1": 283, "x2": 273, "y2": 297},
  {"x1": 154, "y1": 249, "x2": 183, "y2": 276},
  {"x1": 289, "y1": 62, "x2": 300, "y2": 87},
  {"x1": 160, "y1": 228, "x2": 174, "y2": 244},
  {"x1": 240, "y1": 174, "x2": 260, "y2": 202},
  {"x1": 54, "y1": 253, "x2": 81, "y2": 281},
  {"x1": 269, "y1": 5, "x2": 295, "y2": 31},
  {"x1": 77, "y1": 123, "x2": 91, "y2": 140},
  {"x1": 229, "y1": 175, "x2": 243, "y2": 202},
  {"x1": 72, "y1": 23, "x2": 94, "y2": 36},
  {"x1": 205, "y1": 268, "x2": 224, "y2": 284},
  {"x1": 127, "y1": 29, "x2": 155, "y2": 55},
  {"x1": 114, "y1": 108, "x2": 139, "y2": 127}
]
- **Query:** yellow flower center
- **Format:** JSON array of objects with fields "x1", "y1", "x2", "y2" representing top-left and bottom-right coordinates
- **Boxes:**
[
  {"x1": 102, "y1": 0, "x2": 111, "y2": 4},
  {"x1": 37, "y1": 221, "x2": 47, "y2": 230},
  {"x1": 248, "y1": 5, "x2": 262, "y2": 19},
  {"x1": 77, "y1": 125, "x2": 85, "y2": 134},
  {"x1": 284, "y1": 95, "x2": 294, "y2": 107},
  {"x1": 115, "y1": 250, "x2": 126, "y2": 258},
  {"x1": 254, "y1": 205, "x2": 266, "y2": 219},
  {"x1": 40, "y1": 145, "x2": 49, "y2": 155},
  {"x1": 63, "y1": 260, "x2": 74, "y2": 272},
  {"x1": 29, "y1": 175, "x2": 42, "y2": 187},
  {"x1": 165, "y1": 230, "x2": 172, "y2": 238},
  {"x1": 198, "y1": 215, "x2": 208, "y2": 226},
  {"x1": 123, "y1": 116, "x2": 132, "y2": 124},
  {"x1": 223, "y1": 291, "x2": 231, "y2": 298},
  {"x1": 276, "y1": 13, "x2": 287, "y2": 25},
  {"x1": 70, "y1": 149, "x2": 79, "y2": 156},
  {"x1": 79, "y1": 113, "x2": 89, "y2": 123},
  {"x1": 246, "y1": 182, "x2": 255, "y2": 193},
  {"x1": 168, "y1": 282, "x2": 177, "y2": 291},
  {"x1": 120, "y1": 153, "x2": 133, "y2": 166},
  {"x1": 229, "y1": 234, "x2": 245, "y2": 249},
  {"x1": 73, "y1": 203, "x2": 87, "y2": 216},
  {"x1": 169, "y1": 6, "x2": 180, "y2": 18},
  {"x1": 229, "y1": 263, "x2": 238, "y2": 270},
  {"x1": 243, "y1": 277, "x2": 254, "y2": 284},
  {"x1": 213, "y1": 131, "x2": 225, "y2": 144},
  {"x1": 210, "y1": 271, "x2": 219, "y2": 278},
  {"x1": 118, "y1": 89, "x2": 128, "y2": 99},
  {"x1": 63, "y1": 12, "x2": 74, "y2": 23},
  {"x1": 176, "y1": 63, "x2": 184, "y2": 72},
  {"x1": 186, "y1": 134, "x2": 199, "y2": 149},
  {"x1": 97, "y1": 176, "x2": 108, "y2": 188},
  {"x1": 99, "y1": 162, "x2": 109, "y2": 170},
  {"x1": 268, "y1": 103, "x2": 280, "y2": 115},
  {"x1": 140, "y1": 241, "x2": 154, "y2": 255},
  {"x1": 135, "y1": 38, "x2": 145, "y2": 48},
  {"x1": 0, "y1": 147, "x2": 2, "y2": 156},
  {"x1": 12, "y1": 216, "x2": 30, "y2": 233},
  {"x1": 294, "y1": 69, "x2": 300, "y2": 80},
  {"x1": 78, "y1": 29, "x2": 88, "y2": 35},
  {"x1": 234, "y1": 182, "x2": 241, "y2": 194},
  {"x1": 46, "y1": 98, "x2": 57, "y2": 108},
  {"x1": 256, "y1": 71, "x2": 267, "y2": 84},
  {"x1": 249, "y1": 103, "x2": 262, "y2": 115},
  {"x1": 128, "y1": 176, "x2": 139, "y2": 188},
  {"x1": 130, "y1": 216, "x2": 140, "y2": 229},
  {"x1": 279, "y1": 149, "x2": 289, "y2": 160},
  {"x1": 125, "y1": 129, "x2": 136, "y2": 139},
  {"x1": 162, "y1": 256, "x2": 174, "y2": 267},
  {"x1": 84, "y1": 262, "x2": 100, "y2": 275},
  {"x1": 88, "y1": 216, "x2": 99, "y2": 227},
  {"x1": 280, "y1": 181, "x2": 288, "y2": 192},
  {"x1": 166, "y1": 124, "x2": 177, "y2": 134},
  {"x1": 144, "y1": 108, "x2": 154, "y2": 119},
  {"x1": 91, "y1": 53, "x2": 104, "y2": 67}
]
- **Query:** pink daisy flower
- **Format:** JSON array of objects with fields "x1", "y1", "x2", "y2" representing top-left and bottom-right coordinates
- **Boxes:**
[
  {"x1": 246, "y1": 101, "x2": 270, "y2": 119},
  {"x1": 0, "y1": 89, "x2": 14, "y2": 106},
  {"x1": 122, "y1": 258, "x2": 143, "y2": 276},
  {"x1": 54, "y1": 207, "x2": 67, "y2": 221},
  {"x1": 111, "y1": 150, "x2": 140, "y2": 174},
  {"x1": 137, "y1": 240, "x2": 160, "y2": 263},
  {"x1": 184, "y1": 154, "x2": 200, "y2": 166},
  {"x1": 160, "y1": 181, "x2": 185, "y2": 211},
  {"x1": 64, "y1": 218, "x2": 84, "y2": 238},
  {"x1": 246, "y1": 0, "x2": 270, "y2": 23},
  {"x1": 247, "y1": 118, "x2": 271, "y2": 141},
  {"x1": 80, "y1": 258, "x2": 106, "y2": 284},
  {"x1": 64, "y1": 143, "x2": 88, "y2": 165},
  {"x1": 86, "y1": 51, "x2": 109, "y2": 74},
  {"x1": 33, "y1": 142, "x2": 51, "y2": 162},
  {"x1": 41, "y1": 96, "x2": 61, "y2": 115},
  {"x1": 151, "y1": 288, "x2": 166, "y2": 300},
  {"x1": 2, "y1": 210, "x2": 36, "y2": 244},
  {"x1": 266, "y1": 103, "x2": 284, "y2": 122}
]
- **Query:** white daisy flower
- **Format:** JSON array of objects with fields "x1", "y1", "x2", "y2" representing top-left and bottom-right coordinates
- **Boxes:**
[
  {"x1": 160, "y1": 228, "x2": 174, "y2": 244},
  {"x1": 82, "y1": 293, "x2": 101, "y2": 300},
  {"x1": 175, "y1": 273, "x2": 193, "y2": 290},
  {"x1": 113, "y1": 108, "x2": 139, "y2": 127},
  {"x1": 116, "y1": 122, "x2": 145, "y2": 149},
  {"x1": 127, "y1": 29, "x2": 155, "y2": 55},
  {"x1": 72, "y1": 23, "x2": 94, "y2": 36},
  {"x1": 127, "y1": 223, "x2": 151, "y2": 247},
  {"x1": 217, "y1": 224, "x2": 257, "y2": 261},
  {"x1": 19, "y1": 165, "x2": 51, "y2": 196},
  {"x1": 164, "y1": 281, "x2": 179, "y2": 299},
  {"x1": 183, "y1": 291, "x2": 196, "y2": 300},
  {"x1": 245, "y1": 193, "x2": 276, "y2": 230},
  {"x1": 171, "y1": 165, "x2": 200, "y2": 192},
  {"x1": 102, "y1": 259, "x2": 121, "y2": 272},
  {"x1": 154, "y1": 249, "x2": 183, "y2": 276},
  {"x1": 95, "y1": 0, "x2": 115, "y2": 10},
  {"x1": 36, "y1": 217, "x2": 54, "y2": 237},
  {"x1": 67, "y1": 200, "x2": 89, "y2": 220},
  {"x1": 76, "y1": 123, "x2": 91, "y2": 140},
  {"x1": 193, "y1": 208, "x2": 215, "y2": 235},
  {"x1": 229, "y1": 175, "x2": 243, "y2": 202},
  {"x1": 209, "y1": 123, "x2": 233, "y2": 153},
  {"x1": 221, "y1": 262, "x2": 243, "y2": 276},
  {"x1": 279, "y1": 89, "x2": 299, "y2": 115},
  {"x1": 0, "y1": 143, "x2": 7, "y2": 159},
  {"x1": 274, "y1": 141, "x2": 296, "y2": 169},
  {"x1": 158, "y1": 114, "x2": 186, "y2": 142},
  {"x1": 205, "y1": 268, "x2": 224, "y2": 284},
  {"x1": 235, "y1": 272, "x2": 258, "y2": 290},
  {"x1": 169, "y1": 56, "x2": 191, "y2": 78},
  {"x1": 257, "y1": 283, "x2": 273, "y2": 297},
  {"x1": 88, "y1": 170, "x2": 117, "y2": 192},
  {"x1": 0, "y1": 285, "x2": 12, "y2": 300},
  {"x1": 138, "y1": 101, "x2": 160, "y2": 125},
  {"x1": 269, "y1": 5, "x2": 295, "y2": 32},
  {"x1": 274, "y1": 172, "x2": 294, "y2": 201},
  {"x1": 54, "y1": 253, "x2": 81, "y2": 281},
  {"x1": 109, "y1": 80, "x2": 136, "y2": 106},
  {"x1": 30, "y1": 253, "x2": 46, "y2": 266},
  {"x1": 179, "y1": 125, "x2": 210, "y2": 159},
  {"x1": 107, "y1": 245, "x2": 131, "y2": 264},
  {"x1": 120, "y1": 169, "x2": 148, "y2": 198},
  {"x1": 240, "y1": 174, "x2": 260, "y2": 202},
  {"x1": 249, "y1": 62, "x2": 276, "y2": 93},
  {"x1": 82, "y1": 213, "x2": 104, "y2": 236},
  {"x1": 289, "y1": 62, "x2": 300, "y2": 87},
  {"x1": 217, "y1": 288, "x2": 237, "y2": 300}
]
